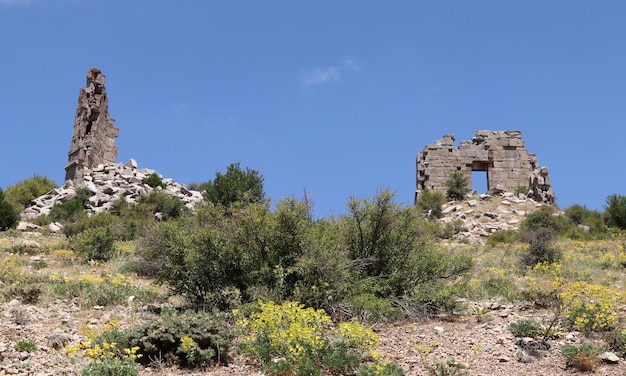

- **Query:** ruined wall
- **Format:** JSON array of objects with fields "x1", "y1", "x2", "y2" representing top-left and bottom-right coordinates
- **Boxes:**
[
  {"x1": 65, "y1": 68, "x2": 119, "y2": 183},
  {"x1": 416, "y1": 130, "x2": 555, "y2": 203}
]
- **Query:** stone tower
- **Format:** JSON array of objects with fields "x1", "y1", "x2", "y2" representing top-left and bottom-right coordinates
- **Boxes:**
[
  {"x1": 64, "y1": 68, "x2": 119, "y2": 183},
  {"x1": 416, "y1": 130, "x2": 555, "y2": 203}
]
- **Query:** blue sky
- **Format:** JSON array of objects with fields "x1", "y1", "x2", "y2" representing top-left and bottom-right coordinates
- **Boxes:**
[{"x1": 1, "y1": 1, "x2": 625, "y2": 217}]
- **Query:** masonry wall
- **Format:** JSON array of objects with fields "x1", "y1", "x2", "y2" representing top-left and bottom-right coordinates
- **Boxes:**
[
  {"x1": 416, "y1": 130, "x2": 554, "y2": 203},
  {"x1": 65, "y1": 68, "x2": 119, "y2": 183}
]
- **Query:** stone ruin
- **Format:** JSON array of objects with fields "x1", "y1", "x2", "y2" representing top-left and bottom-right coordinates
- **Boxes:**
[
  {"x1": 415, "y1": 130, "x2": 555, "y2": 203},
  {"x1": 64, "y1": 68, "x2": 119, "y2": 183},
  {"x1": 18, "y1": 68, "x2": 204, "y2": 229}
]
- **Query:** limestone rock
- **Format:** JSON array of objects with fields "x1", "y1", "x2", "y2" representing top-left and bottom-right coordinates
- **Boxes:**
[
  {"x1": 20, "y1": 161, "x2": 205, "y2": 221},
  {"x1": 600, "y1": 351, "x2": 620, "y2": 364},
  {"x1": 416, "y1": 130, "x2": 555, "y2": 204},
  {"x1": 65, "y1": 68, "x2": 119, "y2": 183}
]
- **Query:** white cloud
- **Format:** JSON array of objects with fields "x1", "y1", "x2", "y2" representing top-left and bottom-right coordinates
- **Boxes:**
[
  {"x1": 300, "y1": 58, "x2": 361, "y2": 88},
  {"x1": 301, "y1": 67, "x2": 340, "y2": 86},
  {"x1": 342, "y1": 58, "x2": 360, "y2": 72}
]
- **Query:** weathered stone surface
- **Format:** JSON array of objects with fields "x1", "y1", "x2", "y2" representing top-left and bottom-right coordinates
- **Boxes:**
[
  {"x1": 416, "y1": 130, "x2": 555, "y2": 203},
  {"x1": 65, "y1": 68, "x2": 119, "y2": 183},
  {"x1": 20, "y1": 161, "x2": 204, "y2": 221}
]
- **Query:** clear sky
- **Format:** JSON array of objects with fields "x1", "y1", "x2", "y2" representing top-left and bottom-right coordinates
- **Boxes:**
[{"x1": 1, "y1": 1, "x2": 625, "y2": 217}]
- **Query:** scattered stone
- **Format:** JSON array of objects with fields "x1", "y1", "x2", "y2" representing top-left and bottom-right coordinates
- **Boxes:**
[
  {"x1": 48, "y1": 222, "x2": 63, "y2": 233},
  {"x1": 484, "y1": 212, "x2": 498, "y2": 219},
  {"x1": 434, "y1": 326, "x2": 444, "y2": 333},
  {"x1": 468, "y1": 200, "x2": 478, "y2": 207},
  {"x1": 47, "y1": 332, "x2": 73, "y2": 350},
  {"x1": 600, "y1": 352, "x2": 620, "y2": 364}
]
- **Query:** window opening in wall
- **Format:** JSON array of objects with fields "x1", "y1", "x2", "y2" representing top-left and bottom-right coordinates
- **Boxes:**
[{"x1": 472, "y1": 171, "x2": 488, "y2": 193}]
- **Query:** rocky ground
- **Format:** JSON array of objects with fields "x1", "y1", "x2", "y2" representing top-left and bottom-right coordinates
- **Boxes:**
[
  {"x1": 2, "y1": 297, "x2": 625, "y2": 375},
  {"x1": 1, "y1": 193, "x2": 624, "y2": 375}
]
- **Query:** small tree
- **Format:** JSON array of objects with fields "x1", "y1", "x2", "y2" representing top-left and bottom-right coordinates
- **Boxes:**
[
  {"x1": 519, "y1": 207, "x2": 563, "y2": 267},
  {"x1": 200, "y1": 162, "x2": 266, "y2": 207},
  {"x1": 5, "y1": 175, "x2": 57, "y2": 210},
  {"x1": 416, "y1": 191, "x2": 446, "y2": 219},
  {"x1": 445, "y1": 171, "x2": 470, "y2": 200},
  {"x1": 605, "y1": 194, "x2": 626, "y2": 230},
  {"x1": 0, "y1": 188, "x2": 19, "y2": 230}
]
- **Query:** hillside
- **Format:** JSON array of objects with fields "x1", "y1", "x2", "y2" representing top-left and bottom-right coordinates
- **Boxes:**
[{"x1": 1, "y1": 194, "x2": 626, "y2": 376}]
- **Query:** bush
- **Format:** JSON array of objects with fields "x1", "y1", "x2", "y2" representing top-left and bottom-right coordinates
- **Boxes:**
[
  {"x1": 416, "y1": 191, "x2": 446, "y2": 219},
  {"x1": 199, "y1": 162, "x2": 266, "y2": 206},
  {"x1": 605, "y1": 328, "x2": 626, "y2": 354},
  {"x1": 357, "y1": 361, "x2": 406, "y2": 376},
  {"x1": 445, "y1": 171, "x2": 470, "y2": 201},
  {"x1": 0, "y1": 188, "x2": 19, "y2": 231},
  {"x1": 137, "y1": 190, "x2": 187, "y2": 221},
  {"x1": 63, "y1": 211, "x2": 121, "y2": 238},
  {"x1": 564, "y1": 204, "x2": 608, "y2": 239},
  {"x1": 128, "y1": 308, "x2": 235, "y2": 368},
  {"x1": 519, "y1": 207, "x2": 563, "y2": 267},
  {"x1": 344, "y1": 190, "x2": 472, "y2": 299},
  {"x1": 605, "y1": 194, "x2": 626, "y2": 230},
  {"x1": 560, "y1": 281, "x2": 624, "y2": 332},
  {"x1": 487, "y1": 229, "x2": 521, "y2": 245},
  {"x1": 561, "y1": 342, "x2": 602, "y2": 372},
  {"x1": 508, "y1": 319, "x2": 543, "y2": 338},
  {"x1": 49, "y1": 273, "x2": 157, "y2": 307},
  {"x1": 48, "y1": 188, "x2": 93, "y2": 223},
  {"x1": 4, "y1": 175, "x2": 57, "y2": 210},
  {"x1": 237, "y1": 300, "x2": 398, "y2": 376},
  {"x1": 137, "y1": 189, "x2": 472, "y2": 317},
  {"x1": 142, "y1": 173, "x2": 166, "y2": 189},
  {"x1": 82, "y1": 358, "x2": 137, "y2": 376},
  {"x1": 426, "y1": 357, "x2": 468, "y2": 376},
  {"x1": 15, "y1": 340, "x2": 37, "y2": 352},
  {"x1": 70, "y1": 227, "x2": 116, "y2": 261}
]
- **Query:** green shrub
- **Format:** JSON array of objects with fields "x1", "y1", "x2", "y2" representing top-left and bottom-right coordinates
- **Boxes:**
[
  {"x1": 487, "y1": 229, "x2": 521, "y2": 245},
  {"x1": 357, "y1": 361, "x2": 406, "y2": 376},
  {"x1": 560, "y1": 281, "x2": 624, "y2": 332},
  {"x1": 564, "y1": 204, "x2": 608, "y2": 239},
  {"x1": 128, "y1": 308, "x2": 235, "y2": 368},
  {"x1": 49, "y1": 273, "x2": 157, "y2": 307},
  {"x1": 508, "y1": 319, "x2": 543, "y2": 338},
  {"x1": 199, "y1": 162, "x2": 266, "y2": 206},
  {"x1": 70, "y1": 227, "x2": 116, "y2": 261},
  {"x1": 48, "y1": 188, "x2": 93, "y2": 223},
  {"x1": 323, "y1": 341, "x2": 361, "y2": 374},
  {"x1": 426, "y1": 357, "x2": 468, "y2": 376},
  {"x1": 0, "y1": 188, "x2": 19, "y2": 231},
  {"x1": 15, "y1": 340, "x2": 37, "y2": 352},
  {"x1": 605, "y1": 328, "x2": 626, "y2": 353},
  {"x1": 137, "y1": 189, "x2": 472, "y2": 317},
  {"x1": 63, "y1": 211, "x2": 121, "y2": 238},
  {"x1": 82, "y1": 357, "x2": 138, "y2": 376},
  {"x1": 605, "y1": 194, "x2": 626, "y2": 230},
  {"x1": 340, "y1": 293, "x2": 404, "y2": 323},
  {"x1": 561, "y1": 342, "x2": 602, "y2": 372},
  {"x1": 519, "y1": 207, "x2": 563, "y2": 267},
  {"x1": 445, "y1": 171, "x2": 470, "y2": 201},
  {"x1": 344, "y1": 190, "x2": 472, "y2": 299},
  {"x1": 142, "y1": 173, "x2": 166, "y2": 189},
  {"x1": 238, "y1": 300, "x2": 388, "y2": 376},
  {"x1": 5, "y1": 175, "x2": 57, "y2": 210},
  {"x1": 416, "y1": 191, "x2": 446, "y2": 219},
  {"x1": 514, "y1": 185, "x2": 529, "y2": 195},
  {"x1": 137, "y1": 190, "x2": 187, "y2": 220}
]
